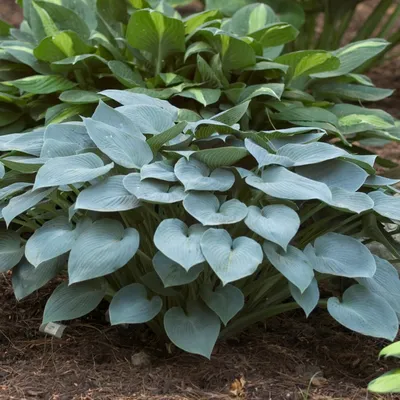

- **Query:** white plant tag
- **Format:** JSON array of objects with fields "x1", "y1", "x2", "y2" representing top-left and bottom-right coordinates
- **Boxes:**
[{"x1": 39, "y1": 322, "x2": 66, "y2": 338}]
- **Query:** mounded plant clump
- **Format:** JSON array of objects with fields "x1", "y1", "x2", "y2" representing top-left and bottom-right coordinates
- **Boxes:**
[{"x1": 1, "y1": 91, "x2": 400, "y2": 358}]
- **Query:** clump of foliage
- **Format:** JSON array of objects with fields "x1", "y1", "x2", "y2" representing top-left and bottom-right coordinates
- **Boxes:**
[
  {"x1": 1, "y1": 91, "x2": 400, "y2": 358},
  {"x1": 0, "y1": 0, "x2": 399, "y2": 155},
  {"x1": 369, "y1": 342, "x2": 400, "y2": 393}
]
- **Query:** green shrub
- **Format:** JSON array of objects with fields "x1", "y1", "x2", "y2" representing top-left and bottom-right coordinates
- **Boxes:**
[
  {"x1": 369, "y1": 342, "x2": 400, "y2": 393},
  {"x1": 1, "y1": 91, "x2": 400, "y2": 358},
  {"x1": 0, "y1": 0, "x2": 399, "y2": 155}
]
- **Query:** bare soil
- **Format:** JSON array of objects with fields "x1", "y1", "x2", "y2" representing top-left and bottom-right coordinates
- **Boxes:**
[{"x1": 1, "y1": 1, "x2": 400, "y2": 399}]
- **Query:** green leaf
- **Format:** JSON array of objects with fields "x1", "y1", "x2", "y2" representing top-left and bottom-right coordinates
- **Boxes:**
[
  {"x1": 192, "y1": 147, "x2": 249, "y2": 169},
  {"x1": 305, "y1": 233, "x2": 376, "y2": 278},
  {"x1": 174, "y1": 158, "x2": 235, "y2": 192},
  {"x1": 200, "y1": 284, "x2": 244, "y2": 325},
  {"x1": 109, "y1": 283, "x2": 162, "y2": 325},
  {"x1": 249, "y1": 23, "x2": 299, "y2": 47},
  {"x1": 263, "y1": 242, "x2": 314, "y2": 292},
  {"x1": 12, "y1": 256, "x2": 67, "y2": 300},
  {"x1": 25, "y1": 217, "x2": 90, "y2": 267},
  {"x1": 238, "y1": 83, "x2": 284, "y2": 102},
  {"x1": 328, "y1": 284, "x2": 398, "y2": 340},
  {"x1": 154, "y1": 219, "x2": 207, "y2": 271},
  {"x1": 126, "y1": 9, "x2": 185, "y2": 71},
  {"x1": 263, "y1": 0, "x2": 305, "y2": 29},
  {"x1": 176, "y1": 88, "x2": 221, "y2": 106},
  {"x1": 153, "y1": 251, "x2": 204, "y2": 287},
  {"x1": 108, "y1": 60, "x2": 144, "y2": 88},
  {"x1": 164, "y1": 300, "x2": 220, "y2": 358},
  {"x1": 0, "y1": 19, "x2": 11, "y2": 36},
  {"x1": 289, "y1": 278, "x2": 319, "y2": 317},
  {"x1": 313, "y1": 39, "x2": 389, "y2": 79},
  {"x1": 60, "y1": 90, "x2": 104, "y2": 104},
  {"x1": 205, "y1": 0, "x2": 252, "y2": 17},
  {"x1": 68, "y1": 219, "x2": 139, "y2": 284},
  {"x1": 6, "y1": 75, "x2": 76, "y2": 94},
  {"x1": 0, "y1": 231, "x2": 24, "y2": 273},
  {"x1": 201, "y1": 228, "x2": 263, "y2": 285},
  {"x1": 76, "y1": 175, "x2": 140, "y2": 212},
  {"x1": 184, "y1": 192, "x2": 248, "y2": 226},
  {"x1": 146, "y1": 122, "x2": 187, "y2": 153},
  {"x1": 43, "y1": 278, "x2": 108, "y2": 323},
  {"x1": 45, "y1": 103, "x2": 93, "y2": 125},
  {"x1": 84, "y1": 118, "x2": 153, "y2": 169},
  {"x1": 245, "y1": 205, "x2": 299, "y2": 250},
  {"x1": 275, "y1": 50, "x2": 340, "y2": 81},
  {"x1": 184, "y1": 9, "x2": 222, "y2": 34},
  {"x1": 379, "y1": 342, "x2": 400, "y2": 359},
  {"x1": 368, "y1": 369, "x2": 400, "y2": 394}
]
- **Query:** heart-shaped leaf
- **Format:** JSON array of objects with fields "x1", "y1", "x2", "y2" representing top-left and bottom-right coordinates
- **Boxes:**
[
  {"x1": 43, "y1": 278, "x2": 108, "y2": 323},
  {"x1": 289, "y1": 278, "x2": 319, "y2": 317},
  {"x1": 153, "y1": 252, "x2": 204, "y2": 287},
  {"x1": 164, "y1": 300, "x2": 220, "y2": 358},
  {"x1": 200, "y1": 284, "x2": 244, "y2": 325},
  {"x1": 33, "y1": 153, "x2": 114, "y2": 190},
  {"x1": 109, "y1": 283, "x2": 162, "y2": 325},
  {"x1": 327, "y1": 284, "x2": 398, "y2": 340},
  {"x1": 84, "y1": 118, "x2": 153, "y2": 169},
  {"x1": 124, "y1": 173, "x2": 185, "y2": 204},
  {"x1": 305, "y1": 233, "x2": 376, "y2": 278},
  {"x1": 75, "y1": 175, "x2": 140, "y2": 212},
  {"x1": 245, "y1": 205, "x2": 299, "y2": 250},
  {"x1": 184, "y1": 192, "x2": 248, "y2": 226},
  {"x1": 25, "y1": 217, "x2": 90, "y2": 267},
  {"x1": 246, "y1": 166, "x2": 332, "y2": 202},
  {"x1": 154, "y1": 219, "x2": 207, "y2": 271},
  {"x1": 263, "y1": 242, "x2": 314, "y2": 292},
  {"x1": 68, "y1": 219, "x2": 139, "y2": 284},
  {"x1": 174, "y1": 158, "x2": 235, "y2": 192},
  {"x1": 201, "y1": 229, "x2": 263, "y2": 285},
  {"x1": 12, "y1": 255, "x2": 67, "y2": 300},
  {"x1": 0, "y1": 231, "x2": 24, "y2": 273},
  {"x1": 141, "y1": 161, "x2": 178, "y2": 182}
]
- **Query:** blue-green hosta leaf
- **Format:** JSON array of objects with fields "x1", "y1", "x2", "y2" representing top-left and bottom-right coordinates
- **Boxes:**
[
  {"x1": 0, "y1": 182, "x2": 32, "y2": 202},
  {"x1": 153, "y1": 252, "x2": 203, "y2": 287},
  {"x1": 328, "y1": 284, "x2": 398, "y2": 340},
  {"x1": 164, "y1": 300, "x2": 220, "y2": 358},
  {"x1": 126, "y1": 9, "x2": 185, "y2": 65},
  {"x1": 140, "y1": 161, "x2": 177, "y2": 182},
  {"x1": 270, "y1": 132, "x2": 326, "y2": 150},
  {"x1": 296, "y1": 160, "x2": 368, "y2": 191},
  {"x1": 174, "y1": 158, "x2": 235, "y2": 192},
  {"x1": 364, "y1": 176, "x2": 400, "y2": 187},
  {"x1": 328, "y1": 188, "x2": 374, "y2": 214},
  {"x1": 177, "y1": 88, "x2": 221, "y2": 106},
  {"x1": 100, "y1": 90, "x2": 179, "y2": 117},
  {"x1": 263, "y1": 242, "x2": 314, "y2": 292},
  {"x1": 43, "y1": 278, "x2": 108, "y2": 324},
  {"x1": 116, "y1": 104, "x2": 176, "y2": 134},
  {"x1": 40, "y1": 139, "x2": 79, "y2": 158},
  {"x1": 289, "y1": 278, "x2": 319, "y2": 317},
  {"x1": 84, "y1": 118, "x2": 153, "y2": 169},
  {"x1": 275, "y1": 50, "x2": 340, "y2": 81},
  {"x1": 154, "y1": 219, "x2": 207, "y2": 271},
  {"x1": 369, "y1": 191, "x2": 400, "y2": 221},
  {"x1": 305, "y1": 233, "x2": 376, "y2": 278},
  {"x1": 245, "y1": 205, "x2": 299, "y2": 250},
  {"x1": 68, "y1": 219, "x2": 140, "y2": 284},
  {"x1": 368, "y1": 370, "x2": 400, "y2": 394},
  {"x1": 245, "y1": 139, "x2": 293, "y2": 168},
  {"x1": 184, "y1": 192, "x2": 248, "y2": 226},
  {"x1": 5, "y1": 75, "x2": 76, "y2": 94},
  {"x1": 2, "y1": 188, "x2": 54, "y2": 226},
  {"x1": 25, "y1": 217, "x2": 90, "y2": 267},
  {"x1": 340, "y1": 153, "x2": 376, "y2": 174},
  {"x1": 44, "y1": 122, "x2": 93, "y2": 150},
  {"x1": 357, "y1": 256, "x2": 400, "y2": 313},
  {"x1": 0, "y1": 231, "x2": 24, "y2": 273},
  {"x1": 238, "y1": 83, "x2": 284, "y2": 103},
  {"x1": 109, "y1": 283, "x2": 162, "y2": 325},
  {"x1": 201, "y1": 228, "x2": 263, "y2": 285},
  {"x1": 92, "y1": 101, "x2": 145, "y2": 140},
  {"x1": 246, "y1": 166, "x2": 332, "y2": 202},
  {"x1": 312, "y1": 39, "x2": 389, "y2": 79},
  {"x1": 33, "y1": 153, "x2": 114, "y2": 190},
  {"x1": 12, "y1": 255, "x2": 67, "y2": 300},
  {"x1": 200, "y1": 284, "x2": 244, "y2": 325},
  {"x1": 2, "y1": 129, "x2": 44, "y2": 156},
  {"x1": 75, "y1": 176, "x2": 140, "y2": 212},
  {"x1": 123, "y1": 173, "x2": 185, "y2": 204},
  {"x1": 230, "y1": 3, "x2": 278, "y2": 36}
]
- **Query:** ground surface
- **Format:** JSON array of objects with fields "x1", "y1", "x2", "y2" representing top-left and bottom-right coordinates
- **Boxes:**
[{"x1": 1, "y1": 0, "x2": 400, "y2": 399}]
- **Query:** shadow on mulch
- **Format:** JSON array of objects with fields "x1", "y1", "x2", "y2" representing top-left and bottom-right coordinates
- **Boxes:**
[{"x1": 0, "y1": 275, "x2": 397, "y2": 400}]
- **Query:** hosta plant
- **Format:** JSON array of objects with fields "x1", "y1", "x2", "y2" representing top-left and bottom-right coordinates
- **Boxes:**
[
  {"x1": 1, "y1": 91, "x2": 400, "y2": 358},
  {"x1": 0, "y1": 1, "x2": 398, "y2": 154}
]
